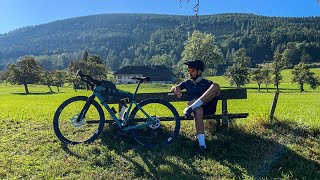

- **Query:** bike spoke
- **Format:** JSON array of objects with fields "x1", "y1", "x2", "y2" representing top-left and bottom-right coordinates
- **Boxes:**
[{"x1": 130, "y1": 99, "x2": 180, "y2": 148}]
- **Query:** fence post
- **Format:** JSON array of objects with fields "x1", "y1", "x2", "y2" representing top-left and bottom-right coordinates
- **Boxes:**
[
  {"x1": 269, "y1": 92, "x2": 279, "y2": 123},
  {"x1": 222, "y1": 100, "x2": 228, "y2": 128}
]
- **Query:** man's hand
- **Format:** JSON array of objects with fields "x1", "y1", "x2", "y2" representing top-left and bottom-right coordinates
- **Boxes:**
[
  {"x1": 183, "y1": 106, "x2": 193, "y2": 118},
  {"x1": 170, "y1": 85, "x2": 182, "y2": 98}
]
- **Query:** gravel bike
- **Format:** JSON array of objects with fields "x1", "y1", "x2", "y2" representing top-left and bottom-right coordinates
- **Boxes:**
[{"x1": 53, "y1": 70, "x2": 180, "y2": 148}]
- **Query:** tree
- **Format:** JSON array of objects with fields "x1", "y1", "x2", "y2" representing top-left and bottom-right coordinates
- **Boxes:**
[
  {"x1": 300, "y1": 50, "x2": 312, "y2": 63},
  {"x1": 68, "y1": 54, "x2": 109, "y2": 89},
  {"x1": 7, "y1": 56, "x2": 43, "y2": 94},
  {"x1": 0, "y1": 69, "x2": 10, "y2": 84},
  {"x1": 52, "y1": 70, "x2": 65, "y2": 92},
  {"x1": 65, "y1": 71, "x2": 80, "y2": 92},
  {"x1": 292, "y1": 62, "x2": 319, "y2": 92},
  {"x1": 69, "y1": 55, "x2": 108, "y2": 80},
  {"x1": 88, "y1": 55, "x2": 104, "y2": 64},
  {"x1": 120, "y1": 58, "x2": 131, "y2": 68},
  {"x1": 181, "y1": 30, "x2": 223, "y2": 76},
  {"x1": 262, "y1": 65, "x2": 273, "y2": 92},
  {"x1": 272, "y1": 53, "x2": 286, "y2": 92},
  {"x1": 281, "y1": 47, "x2": 300, "y2": 66},
  {"x1": 251, "y1": 67, "x2": 264, "y2": 92},
  {"x1": 224, "y1": 48, "x2": 251, "y2": 89},
  {"x1": 149, "y1": 54, "x2": 173, "y2": 66},
  {"x1": 40, "y1": 70, "x2": 54, "y2": 92},
  {"x1": 83, "y1": 51, "x2": 89, "y2": 61},
  {"x1": 105, "y1": 51, "x2": 120, "y2": 70}
]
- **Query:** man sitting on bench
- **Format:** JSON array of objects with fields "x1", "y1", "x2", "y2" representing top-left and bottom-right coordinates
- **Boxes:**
[{"x1": 170, "y1": 60, "x2": 220, "y2": 155}]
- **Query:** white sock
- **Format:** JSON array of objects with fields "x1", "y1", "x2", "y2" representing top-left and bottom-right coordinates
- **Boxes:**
[
  {"x1": 197, "y1": 134, "x2": 206, "y2": 148},
  {"x1": 190, "y1": 99, "x2": 203, "y2": 110}
]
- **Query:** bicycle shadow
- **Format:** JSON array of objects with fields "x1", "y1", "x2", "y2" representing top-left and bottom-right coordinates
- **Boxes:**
[{"x1": 61, "y1": 121, "x2": 320, "y2": 179}]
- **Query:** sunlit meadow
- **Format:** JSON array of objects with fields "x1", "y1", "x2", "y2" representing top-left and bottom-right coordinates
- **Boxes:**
[{"x1": 0, "y1": 69, "x2": 319, "y2": 179}]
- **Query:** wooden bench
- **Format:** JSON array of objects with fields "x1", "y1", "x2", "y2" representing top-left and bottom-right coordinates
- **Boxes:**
[{"x1": 106, "y1": 88, "x2": 248, "y2": 128}]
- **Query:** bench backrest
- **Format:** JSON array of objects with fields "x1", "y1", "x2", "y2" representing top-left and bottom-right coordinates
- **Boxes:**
[{"x1": 134, "y1": 88, "x2": 247, "y2": 102}]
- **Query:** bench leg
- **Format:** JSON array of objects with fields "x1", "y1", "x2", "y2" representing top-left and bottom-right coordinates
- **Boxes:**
[
  {"x1": 222, "y1": 100, "x2": 228, "y2": 128},
  {"x1": 215, "y1": 119, "x2": 221, "y2": 131},
  {"x1": 222, "y1": 116, "x2": 229, "y2": 128},
  {"x1": 216, "y1": 119, "x2": 220, "y2": 126}
]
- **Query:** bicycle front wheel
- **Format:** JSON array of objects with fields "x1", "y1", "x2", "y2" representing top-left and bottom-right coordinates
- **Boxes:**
[
  {"x1": 129, "y1": 99, "x2": 180, "y2": 148},
  {"x1": 53, "y1": 96, "x2": 105, "y2": 144}
]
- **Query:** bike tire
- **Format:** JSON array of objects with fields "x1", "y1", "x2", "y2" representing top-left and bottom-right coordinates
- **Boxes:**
[
  {"x1": 129, "y1": 99, "x2": 180, "y2": 148},
  {"x1": 53, "y1": 96, "x2": 105, "y2": 144}
]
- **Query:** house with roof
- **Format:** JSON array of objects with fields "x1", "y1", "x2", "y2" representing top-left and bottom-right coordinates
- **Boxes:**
[{"x1": 114, "y1": 65, "x2": 176, "y2": 84}]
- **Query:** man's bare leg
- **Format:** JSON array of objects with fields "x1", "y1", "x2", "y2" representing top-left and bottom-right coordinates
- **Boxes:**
[
  {"x1": 199, "y1": 84, "x2": 220, "y2": 103},
  {"x1": 184, "y1": 84, "x2": 220, "y2": 117},
  {"x1": 187, "y1": 100, "x2": 204, "y2": 134},
  {"x1": 193, "y1": 107, "x2": 206, "y2": 148},
  {"x1": 193, "y1": 107, "x2": 204, "y2": 134}
]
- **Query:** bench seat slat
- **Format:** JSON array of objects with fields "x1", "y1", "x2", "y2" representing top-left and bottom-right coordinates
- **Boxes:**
[
  {"x1": 99, "y1": 113, "x2": 249, "y2": 123},
  {"x1": 178, "y1": 113, "x2": 249, "y2": 120}
]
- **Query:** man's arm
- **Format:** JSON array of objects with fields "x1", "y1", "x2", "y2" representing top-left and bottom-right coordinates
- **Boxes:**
[{"x1": 170, "y1": 85, "x2": 182, "y2": 98}]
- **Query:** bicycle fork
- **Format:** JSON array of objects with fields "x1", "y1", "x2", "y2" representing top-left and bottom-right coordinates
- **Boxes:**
[{"x1": 76, "y1": 95, "x2": 95, "y2": 123}]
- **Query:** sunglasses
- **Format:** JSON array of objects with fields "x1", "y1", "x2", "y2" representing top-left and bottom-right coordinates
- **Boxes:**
[{"x1": 188, "y1": 68, "x2": 197, "y2": 73}]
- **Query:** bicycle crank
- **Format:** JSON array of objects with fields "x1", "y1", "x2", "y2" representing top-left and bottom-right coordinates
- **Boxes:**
[{"x1": 149, "y1": 116, "x2": 160, "y2": 129}]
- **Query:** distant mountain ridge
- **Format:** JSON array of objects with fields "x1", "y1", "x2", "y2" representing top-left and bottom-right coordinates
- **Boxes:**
[{"x1": 1, "y1": 13, "x2": 319, "y2": 71}]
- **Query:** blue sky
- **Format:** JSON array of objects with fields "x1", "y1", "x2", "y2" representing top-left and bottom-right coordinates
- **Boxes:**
[{"x1": 0, "y1": 0, "x2": 319, "y2": 34}]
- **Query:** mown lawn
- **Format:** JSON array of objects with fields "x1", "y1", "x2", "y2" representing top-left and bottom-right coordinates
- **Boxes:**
[{"x1": 0, "y1": 75, "x2": 319, "y2": 179}]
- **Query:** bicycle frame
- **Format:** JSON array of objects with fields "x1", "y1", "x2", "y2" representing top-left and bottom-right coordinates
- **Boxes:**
[{"x1": 84, "y1": 85, "x2": 155, "y2": 132}]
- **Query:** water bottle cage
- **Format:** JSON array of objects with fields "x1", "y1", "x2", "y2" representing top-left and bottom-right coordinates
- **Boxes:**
[
  {"x1": 121, "y1": 113, "x2": 129, "y2": 126},
  {"x1": 119, "y1": 103, "x2": 128, "y2": 118}
]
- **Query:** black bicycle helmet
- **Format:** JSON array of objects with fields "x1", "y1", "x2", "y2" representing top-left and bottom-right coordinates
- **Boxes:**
[{"x1": 183, "y1": 60, "x2": 205, "y2": 71}]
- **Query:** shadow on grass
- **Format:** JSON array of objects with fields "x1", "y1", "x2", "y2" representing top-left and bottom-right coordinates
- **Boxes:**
[
  {"x1": 11, "y1": 91, "x2": 64, "y2": 95},
  {"x1": 266, "y1": 118, "x2": 320, "y2": 138},
  {"x1": 61, "y1": 121, "x2": 320, "y2": 179},
  {"x1": 60, "y1": 143, "x2": 88, "y2": 160}
]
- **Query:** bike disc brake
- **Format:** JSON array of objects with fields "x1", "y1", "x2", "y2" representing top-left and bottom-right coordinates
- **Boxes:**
[{"x1": 70, "y1": 114, "x2": 86, "y2": 127}]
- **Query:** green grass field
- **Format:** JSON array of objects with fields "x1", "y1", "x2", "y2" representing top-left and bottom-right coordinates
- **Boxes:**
[{"x1": 0, "y1": 69, "x2": 319, "y2": 179}]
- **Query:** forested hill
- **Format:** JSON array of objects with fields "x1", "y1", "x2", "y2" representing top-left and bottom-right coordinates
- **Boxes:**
[{"x1": 1, "y1": 13, "x2": 320, "y2": 71}]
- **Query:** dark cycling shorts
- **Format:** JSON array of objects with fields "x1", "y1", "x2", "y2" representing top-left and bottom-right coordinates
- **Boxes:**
[{"x1": 202, "y1": 97, "x2": 218, "y2": 115}]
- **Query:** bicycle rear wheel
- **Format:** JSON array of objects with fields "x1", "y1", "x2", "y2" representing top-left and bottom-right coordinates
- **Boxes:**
[
  {"x1": 129, "y1": 99, "x2": 180, "y2": 148},
  {"x1": 53, "y1": 96, "x2": 105, "y2": 144}
]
